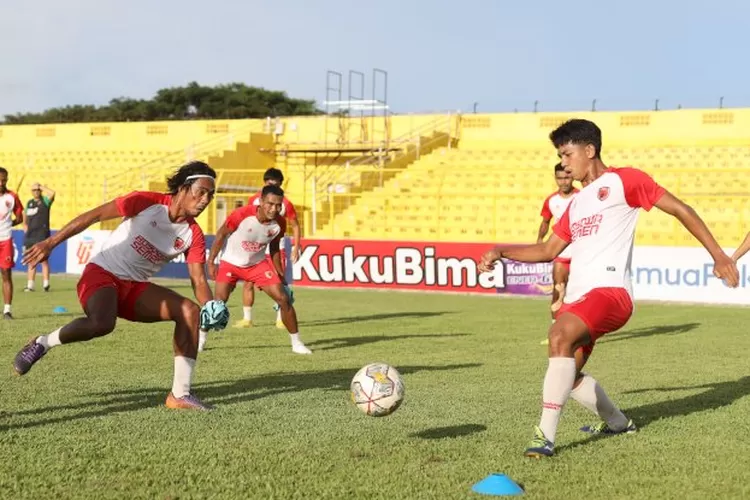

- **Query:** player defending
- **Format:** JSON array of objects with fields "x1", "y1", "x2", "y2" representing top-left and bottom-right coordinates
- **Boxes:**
[
  {"x1": 236, "y1": 168, "x2": 301, "y2": 329},
  {"x1": 203, "y1": 184, "x2": 311, "y2": 354},
  {"x1": 13, "y1": 161, "x2": 229, "y2": 411},
  {"x1": 0, "y1": 167, "x2": 24, "y2": 319},
  {"x1": 537, "y1": 164, "x2": 578, "y2": 344},
  {"x1": 478, "y1": 119, "x2": 738, "y2": 458}
]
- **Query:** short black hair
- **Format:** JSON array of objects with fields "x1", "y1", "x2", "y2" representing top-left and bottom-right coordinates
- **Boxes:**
[
  {"x1": 0, "y1": 167, "x2": 7, "y2": 177},
  {"x1": 261, "y1": 184, "x2": 284, "y2": 198},
  {"x1": 554, "y1": 162, "x2": 564, "y2": 173},
  {"x1": 549, "y1": 119, "x2": 602, "y2": 158},
  {"x1": 263, "y1": 168, "x2": 284, "y2": 184},
  {"x1": 166, "y1": 161, "x2": 216, "y2": 194}
]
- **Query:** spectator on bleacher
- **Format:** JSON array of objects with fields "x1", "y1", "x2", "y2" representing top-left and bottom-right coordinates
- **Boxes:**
[
  {"x1": 0, "y1": 167, "x2": 24, "y2": 319},
  {"x1": 23, "y1": 182, "x2": 56, "y2": 292}
]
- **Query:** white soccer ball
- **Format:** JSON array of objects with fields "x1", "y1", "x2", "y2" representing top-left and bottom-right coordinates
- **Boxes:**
[{"x1": 350, "y1": 362, "x2": 405, "y2": 417}]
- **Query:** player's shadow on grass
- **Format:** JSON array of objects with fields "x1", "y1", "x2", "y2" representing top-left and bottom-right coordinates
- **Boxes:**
[
  {"x1": 599, "y1": 322, "x2": 701, "y2": 344},
  {"x1": 303, "y1": 311, "x2": 454, "y2": 327},
  {"x1": 0, "y1": 363, "x2": 482, "y2": 431},
  {"x1": 206, "y1": 332, "x2": 471, "y2": 352},
  {"x1": 556, "y1": 375, "x2": 750, "y2": 454},
  {"x1": 193, "y1": 363, "x2": 482, "y2": 406},
  {"x1": 306, "y1": 332, "x2": 470, "y2": 351},
  {"x1": 410, "y1": 424, "x2": 487, "y2": 440}
]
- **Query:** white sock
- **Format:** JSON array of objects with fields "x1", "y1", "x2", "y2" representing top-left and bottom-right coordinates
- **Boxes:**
[
  {"x1": 289, "y1": 332, "x2": 303, "y2": 345},
  {"x1": 43, "y1": 279, "x2": 49, "y2": 288},
  {"x1": 243, "y1": 306, "x2": 252, "y2": 321},
  {"x1": 277, "y1": 309, "x2": 282, "y2": 321},
  {"x1": 539, "y1": 357, "x2": 577, "y2": 443},
  {"x1": 172, "y1": 356, "x2": 195, "y2": 398},
  {"x1": 36, "y1": 328, "x2": 62, "y2": 352},
  {"x1": 571, "y1": 374, "x2": 629, "y2": 430},
  {"x1": 27, "y1": 280, "x2": 34, "y2": 289},
  {"x1": 3, "y1": 304, "x2": 10, "y2": 314},
  {"x1": 198, "y1": 329, "x2": 208, "y2": 351}
]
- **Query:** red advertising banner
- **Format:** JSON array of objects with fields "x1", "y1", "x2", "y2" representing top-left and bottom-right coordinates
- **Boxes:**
[{"x1": 292, "y1": 239, "x2": 554, "y2": 295}]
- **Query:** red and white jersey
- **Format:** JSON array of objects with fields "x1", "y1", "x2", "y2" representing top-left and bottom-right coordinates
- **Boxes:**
[
  {"x1": 0, "y1": 191, "x2": 23, "y2": 241},
  {"x1": 90, "y1": 191, "x2": 205, "y2": 281},
  {"x1": 541, "y1": 189, "x2": 579, "y2": 259},
  {"x1": 248, "y1": 191, "x2": 298, "y2": 220},
  {"x1": 541, "y1": 189, "x2": 579, "y2": 222},
  {"x1": 553, "y1": 167, "x2": 666, "y2": 303},
  {"x1": 221, "y1": 204, "x2": 286, "y2": 268}
]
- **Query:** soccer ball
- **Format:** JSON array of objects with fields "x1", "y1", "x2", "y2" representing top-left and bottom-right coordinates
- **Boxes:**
[{"x1": 350, "y1": 362, "x2": 405, "y2": 417}]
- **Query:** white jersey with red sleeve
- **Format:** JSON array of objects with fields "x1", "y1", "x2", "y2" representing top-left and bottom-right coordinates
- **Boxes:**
[
  {"x1": 90, "y1": 191, "x2": 206, "y2": 281},
  {"x1": 552, "y1": 167, "x2": 666, "y2": 303},
  {"x1": 0, "y1": 191, "x2": 24, "y2": 241},
  {"x1": 248, "y1": 191, "x2": 298, "y2": 220},
  {"x1": 541, "y1": 190, "x2": 579, "y2": 222},
  {"x1": 541, "y1": 189, "x2": 579, "y2": 259},
  {"x1": 220, "y1": 204, "x2": 286, "y2": 268}
]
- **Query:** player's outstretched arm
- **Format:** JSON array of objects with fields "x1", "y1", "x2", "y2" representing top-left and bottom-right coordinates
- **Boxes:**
[
  {"x1": 269, "y1": 235, "x2": 287, "y2": 285},
  {"x1": 536, "y1": 218, "x2": 550, "y2": 244},
  {"x1": 206, "y1": 222, "x2": 234, "y2": 280},
  {"x1": 654, "y1": 191, "x2": 739, "y2": 287},
  {"x1": 478, "y1": 234, "x2": 568, "y2": 272},
  {"x1": 187, "y1": 262, "x2": 213, "y2": 306},
  {"x1": 289, "y1": 217, "x2": 302, "y2": 263},
  {"x1": 22, "y1": 200, "x2": 122, "y2": 267},
  {"x1": 731, "y1": 232, "x2": 750, "y2": 263}
]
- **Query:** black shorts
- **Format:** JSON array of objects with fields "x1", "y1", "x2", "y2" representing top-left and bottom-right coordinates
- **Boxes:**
[{"x1": 23, "y1": 235, "x2": 50, "y2": 261}]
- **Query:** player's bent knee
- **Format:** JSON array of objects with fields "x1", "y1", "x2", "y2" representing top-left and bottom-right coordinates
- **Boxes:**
[
  {"x1": 547, "y1": 323, "x2": 579, "y2": 355},
  {"x1": 275, "y1": 293, "x2": 290, "y2": 309},
  {"x1": 179, "y1": 300, "x2": 200, "y2": 325},
  {"x1": 89, "y1": 315, "x2": 117, "y2": 337}
]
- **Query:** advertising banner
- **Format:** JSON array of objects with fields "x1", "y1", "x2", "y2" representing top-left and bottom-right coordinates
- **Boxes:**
[
  {"x1": 292, "y1": 239, "x2": 551, "y2": 295},
  {"x1": 12, "y1": 230, "x2": 67, "y2": 274}
]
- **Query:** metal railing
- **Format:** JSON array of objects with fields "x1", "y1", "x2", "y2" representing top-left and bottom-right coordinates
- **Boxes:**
[
  {"x1": 101, "y1": 121, "x2": 262, "y2": 201},
  {"x1": 309, "y1": 166, "x2": 750, "y2": 244}
]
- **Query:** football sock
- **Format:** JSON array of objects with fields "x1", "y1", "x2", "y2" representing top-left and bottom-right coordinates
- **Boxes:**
[
  {"x1": 3, "y1": 304, "x2": 10, "y2": 314},
  {"x1": 43, "y1": 279, "x2": 50, "y2": 288},
  {"x1": 289, "y1": 333, "x2": 302, "y2": 346},
  {"x1": 570, "y1": 374, "x2": 629, "y2": 430},
  {"x1": 243, "y1": 306, "x2": 252, "y2": 321},
  {"x1": 27, "y1": 280, "x2": 34, "y2": 290},
  {"x1": 198, "y1": 329, "x2": 207, "y2": 351},
  {"x1": 539, "y1": 357, "x2": 576, "y2": 443},
  {"x1": 36, "y1": 328, "x2": 62, "y2": 352},
  {"x1": 172, "y1": 356, "x2": 195, "y2": 398}
]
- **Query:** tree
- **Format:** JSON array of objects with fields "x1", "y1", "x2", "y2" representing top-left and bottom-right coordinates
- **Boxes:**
[{"x1": 1, "y1": 82, "x2": 323, "y2": 124}]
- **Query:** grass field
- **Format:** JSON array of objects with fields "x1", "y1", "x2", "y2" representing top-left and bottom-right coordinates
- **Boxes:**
[{"x1": 1, "y1": 276, "x2": 750, "y2": 499}]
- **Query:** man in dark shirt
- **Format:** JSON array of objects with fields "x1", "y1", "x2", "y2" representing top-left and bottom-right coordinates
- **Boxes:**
[{"x1": 24, "y1": 182, "x2": 55, "y2": 292}]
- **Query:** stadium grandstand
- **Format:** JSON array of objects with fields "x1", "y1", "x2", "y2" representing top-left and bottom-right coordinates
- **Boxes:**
[{"x1": 1, "y1": 107, "x2": 748, "y2": 248}]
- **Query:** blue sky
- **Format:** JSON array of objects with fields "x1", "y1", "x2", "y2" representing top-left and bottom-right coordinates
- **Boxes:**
[{"x1": 1, "y1": 0, "x2": 748, "y2": 117}]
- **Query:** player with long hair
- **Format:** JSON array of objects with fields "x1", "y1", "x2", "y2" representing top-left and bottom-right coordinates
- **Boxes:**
[{"x1": 13, "y1": 161, "x2": 229, "y2": 411}]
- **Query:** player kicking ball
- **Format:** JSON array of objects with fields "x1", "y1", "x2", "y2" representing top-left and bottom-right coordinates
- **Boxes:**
[
  {"x1": 201, "y1": 184, "x2": 311, "y2": 355},
  {"x1": 478, "y1": 119, "x2": 739, "y2": 458},
  {"x1": 13, "y1": 161, "x2": 229, "y2": 411}
]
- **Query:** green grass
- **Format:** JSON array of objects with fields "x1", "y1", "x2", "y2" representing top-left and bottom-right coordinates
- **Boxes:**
[{"x1": 1, "y1": 276, "x2": 750, "y2": 499}]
